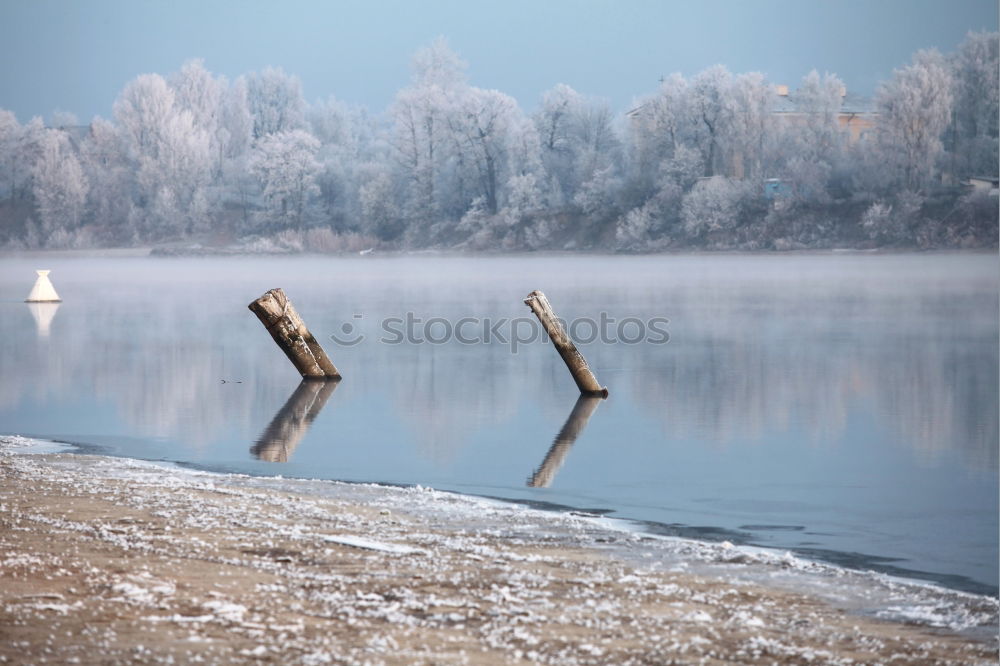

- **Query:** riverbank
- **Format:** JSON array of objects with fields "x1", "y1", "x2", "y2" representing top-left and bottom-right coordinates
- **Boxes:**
[
  {"x1": 1, "y1": 438, "x2": 996, "y2": 665},
  {"x1": 2, "y1": 246, "x2": 997, "y2": 260}
]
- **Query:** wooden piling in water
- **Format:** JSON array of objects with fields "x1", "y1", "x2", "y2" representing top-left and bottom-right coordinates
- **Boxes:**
[
  {"x1": 524, "y1": 290, "x2": 608, "y2": 397},
  {"x1": 248, "y1": 288, "x2": 341, "y2": 379}
]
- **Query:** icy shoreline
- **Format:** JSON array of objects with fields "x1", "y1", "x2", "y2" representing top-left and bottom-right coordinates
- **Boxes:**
[{"x1": 1, "y1": 435, "x2": 997, "y2": 664}]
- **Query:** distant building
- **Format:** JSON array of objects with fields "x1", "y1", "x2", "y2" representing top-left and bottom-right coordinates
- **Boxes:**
[
  {"x1": 771, "y1": 84, "x2": 877, "y2": 145},
  {"x1": 47, "y1": 124, "x2": 91, "y2": 151},
  {"x1": 763, "y1": 178, "x2": 792, "y2": 199},
  {"x1": 967, "y1": 176, "x2": 1000, "y2": 196},
  {"x1": 625, "y1": 82, "x2": 878, "y2": 179}
]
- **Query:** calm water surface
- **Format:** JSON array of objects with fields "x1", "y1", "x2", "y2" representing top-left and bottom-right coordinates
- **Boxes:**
[{"x1": 1, "y1": 253, "x2": 996, "y2": 595}]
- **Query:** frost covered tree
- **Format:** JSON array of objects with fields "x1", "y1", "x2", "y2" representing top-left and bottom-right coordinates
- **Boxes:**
[
  {"x1": 875, "y1": 49, "x2": 954, "y2": 192},
  {"x1": 689, "y1": 65, "x2": 733, "y2": 177},
  {"x1": 573, "y1": 164, "x2": 619, "y2": 217},
  {"x1": 19, "y1": 117, "x2": 47, "y2": 193},
  {"x1": 725, "y1": 72, "x2": 772, "y2": 180},
  {"x1": 645, "y1": 74, "x2": 688, "y2": 160},
  {"x1": 681, "y1": 176, "x2": 748, "y2": 239},
  {"x1": 534, "y1": 83, "x2": 582, "y2": 204},
  {"x1": 794, "y1": 71, "x2": 846, "y2": 160},
  {"x1": 50, "y1": 110, "x2": 78, "y2": 129},
  {"x1": 490, "y1": 172, "x2": 544, "y2": 249},
  {"x1": 615, "y1": 203, "x2": 655, "y2": 250},
  {"x1": 243, "y1": 67, "x2": 306, "y2": 139},
  {"x1": 860, "y1": 191, "x2": 923, "y2": 243},
  {"x1": 309, "y1": 96, "x2": 352, "y2": 147},
  {"x1": 446, "y1": 100, "x2": 548, "y2": 247},
  {"x1": 114, "y1": 74, "x2": 176, "y2": 161},
  {"x1": 535, "y1": 84, "x2": 579, "y2": 156},
  {"x1": 534, "y1": 84, "x2": 619, "y2": 207},
  {"x1": 391, "y1": 38, "x2": 466, "y2": 227},
  {"x1": 660, "y1": 144, "x2": 703, "y2": 191},
  {"x1": 572, "y1": 100, "x2": 620, "y2": 190},
  {"x1": 0, "y1": 110, "x2": 20, "y2": 200},
  {"x1": 774, "y1": 70, "x2": 847, "y2": 201},
  {"x1": 506, "y1": 111, "x2": 544, "y2": 184},
  {"x1": 948, "y1": 31, "x2": 999, "y2": 178},
  {"x1": 80, "y1": 116, "x2": 133, "y2": 241},
  {"x1": 32, "y1": 129, "x2": 89, "y2": 241},
  {"x1": 309, "y1": 96, "x2": 352, "y2": 224},
  {"x1": 170, "y1": 60, "x2": 222, "y2": 132},
  {"x1": 503, "y1": 172, "x2": 543, "y2": 224},
  {"x1": 358, "y1": 164, "x2": 401, "y2": 239},
  {"x1": 215, "y1": 77, "x2": 255, "y2": 218},
  {"x1": 170, "y1": 59, "x2": 231, "y2": 178},
  {"x1": 308, "y1": 96, "x2": 380, "y2": 230},
  {"x1": 250, "y1": 129, "x2": 321, "y2": 228},
  {"x1": 146, "y1": 108, "x2": 212, "y2": 234},
  {"x1": 625, "y1": 73, "x2": 690, "y2": 197},
  {"x1": 114, "y1": 73, "x2": 213, "y2": 238},
  {"x1": 448, "y1": 87, "x2": 520, "y2": 215},
  {"x1": 0, "y1": 115, "x2": 46, "y2": 203},
  {"x1": 0, "y1": 37, "x2": 994, "y2": 252},
  {"x1": 219, "y1": 77, "x2": 253, "y2": 161}
]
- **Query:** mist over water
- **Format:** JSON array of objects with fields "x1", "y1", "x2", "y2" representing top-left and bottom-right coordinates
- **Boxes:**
[{"x1": 0, "y1": 253, "x2": 996, "y2": 595}]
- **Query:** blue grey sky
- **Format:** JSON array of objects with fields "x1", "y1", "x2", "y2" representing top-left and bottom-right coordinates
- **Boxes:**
[{"x1": 0, "y1": 0, "x2": 996, "y2": 123}]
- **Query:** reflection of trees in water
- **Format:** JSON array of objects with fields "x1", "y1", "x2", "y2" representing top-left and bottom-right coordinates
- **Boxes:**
[
  {"x1": 86, "y1": 305, "x2": 286, "y2": 448},
  {"x1": 631, "y1": 339, "x2": 854, "y2": 446},
  {"x1": 0, "y1": 297, "x2": 291, "y2": 449},
  {"x1": 313, "y1": 295, "x2": 557, "y2": 463},
  {"x1": 1, "y1": 294, "x2": 542, "y2": 460},
  {"x1": 877, "y1": 339, "x2": 998, "y2": 470},
  {"x1": 1, "y1": 256, "x2": 995, "y2": 472},
  {"x1": 371, "y1": 343, "x2": 523, "y2": 463},
  {"x1": 629, "y1": 295, "x2": 998, "y2": 471}
]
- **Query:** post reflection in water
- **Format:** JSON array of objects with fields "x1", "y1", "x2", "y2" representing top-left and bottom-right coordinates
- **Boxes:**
[
  {"x1": 528, "y1": 395, "x2": 604, "y2": 488},
  {"x1": 26, "y1": 302, "x2": 60, "y2": 338},
  {"x1": 251, "y1": 379, "x2": 339, "y2": 462}
]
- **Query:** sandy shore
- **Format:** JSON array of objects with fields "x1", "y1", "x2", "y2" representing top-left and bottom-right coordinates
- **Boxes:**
[{"x1": 1, "y1": 440, "x2": 996, "y2": 665}]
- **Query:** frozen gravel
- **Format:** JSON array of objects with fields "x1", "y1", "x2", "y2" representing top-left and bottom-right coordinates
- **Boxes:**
[{"x1": 1, "y1": 436, "x2": 996, "y2": 664}]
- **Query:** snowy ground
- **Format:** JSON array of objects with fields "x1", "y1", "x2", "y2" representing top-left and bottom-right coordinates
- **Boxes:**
[{"x1": 1, "y1": 436, "x2": 996, "y2": 665}]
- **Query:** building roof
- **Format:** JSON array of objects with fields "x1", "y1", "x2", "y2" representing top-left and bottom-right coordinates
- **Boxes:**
[
  {"x1": 626, "y1": 86, "x2": 876, "y2": 119},
  {"x1": 772, "y1": 90, "x2": 876, "y2": 115},
  {"x1": 841, "y1": 92, "x2": 877, "y2": 114},
  {"x1": 47, "y1": 124, "x2": 91, "y2": 151}
]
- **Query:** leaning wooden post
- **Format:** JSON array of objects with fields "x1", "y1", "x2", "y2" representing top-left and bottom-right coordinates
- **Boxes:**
[
  {"x1": 248, "y1": 288, "x2": 341, "y2": 379},
  {"x1": 524, "y1": 290, "x2": 608, "y2": 397}
]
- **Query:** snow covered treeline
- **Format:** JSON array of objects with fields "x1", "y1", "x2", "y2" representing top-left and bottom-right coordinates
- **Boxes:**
[{"x1": 0, "y1": 33, "x2": 996, "y2": 252}]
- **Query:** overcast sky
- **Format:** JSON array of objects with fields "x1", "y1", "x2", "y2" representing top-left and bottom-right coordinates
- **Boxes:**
[{"x1": 0, "y1": 0, "x2": 996, "y2": 123}]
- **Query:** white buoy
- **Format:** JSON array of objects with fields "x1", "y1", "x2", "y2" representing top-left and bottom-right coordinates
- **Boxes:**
[{"x1": 25, "y1": 270, "x2": 61, "y2": 303}]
